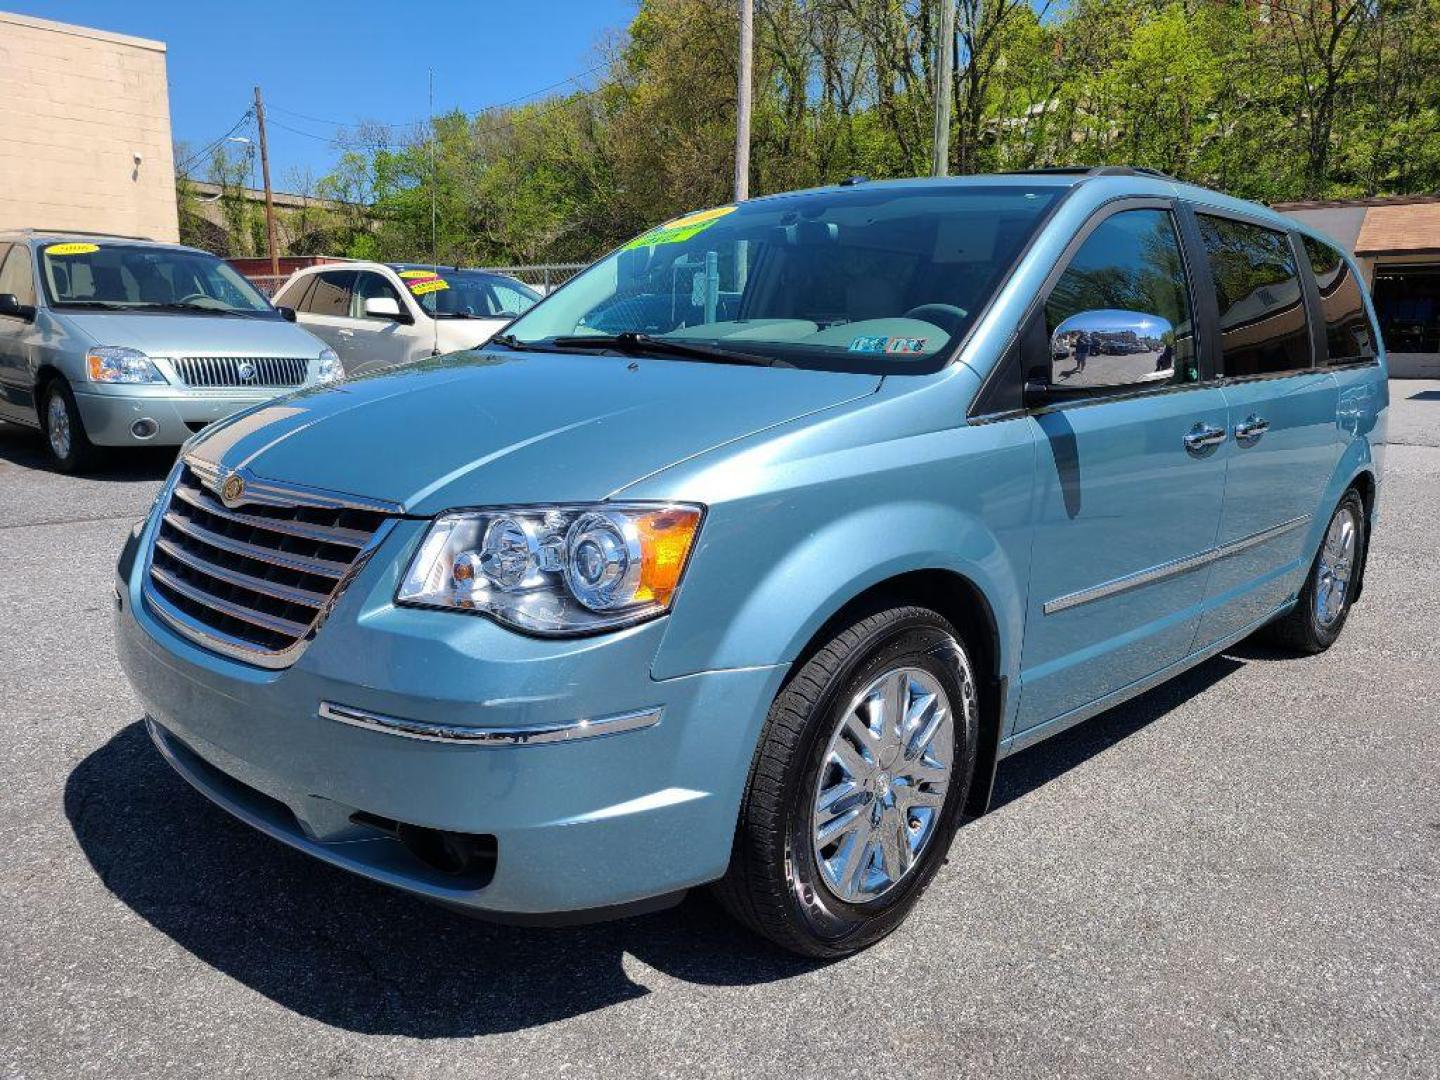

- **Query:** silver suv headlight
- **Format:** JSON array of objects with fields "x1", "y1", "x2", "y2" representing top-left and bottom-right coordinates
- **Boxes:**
[
  {"x1": 86, "y1": 346, "x2": 166, "y2": 384},
  {"x1": 315, "y1": 347, "x2": 344, "y2": 384},
  {"x1": 396, "y1": 503, "x2": 704, "y2": 634}
]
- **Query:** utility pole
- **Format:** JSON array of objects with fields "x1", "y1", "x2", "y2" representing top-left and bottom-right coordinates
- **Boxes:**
[
  {"x1": 931, "y1": 0, "x2": 955, "y2": 177},
  {"x1": 253, "y1": 86, "x2": 280, "y2": 276},
  {"x1": 734, "y1": 0, "x2": 753, "y2": 201}
]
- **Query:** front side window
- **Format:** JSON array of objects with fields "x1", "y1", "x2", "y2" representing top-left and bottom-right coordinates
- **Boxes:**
[
  {"x1": 39, "y1": 243, "x2": 274, "y2": 315},
  {"x1": 0, "y1": 244, "x2": 36, "y2": 306},
  {"x1": 1301, "y1": 236, "x2": 1376, "y2": 365},
  {"x1": 501, "y1": 184, "x2": 1061, "y2": 374},
  {"x1": 1196, "y1": 215, "x2": 1311, "y2": 377},
  {"x1": 1043, "y1": 208, "x2": 1198, "y2": 390},
  {"x1": 353, "y1": 271, "x2": 404, "y2": 318},
  {"x1": 305, "y1": 270, "x2": 357, "y2": 317}
]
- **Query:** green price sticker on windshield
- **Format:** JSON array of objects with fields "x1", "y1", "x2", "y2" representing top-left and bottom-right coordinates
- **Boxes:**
[
  {"x1": 621, "y1": 205, "x2": 737, "y2": 251},
  {"x1": 45, "y1": 242, "x2": 99, "y2": 256}
]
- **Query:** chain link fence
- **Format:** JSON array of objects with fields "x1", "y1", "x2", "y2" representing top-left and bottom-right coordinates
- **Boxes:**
[
  {"x1": 480, "y1": 263, "x2": 589, "y2": 293},
  {"x1": 244, "y1": 263, "x2": 589, "y2": 300},
  {"x1": 249, "y1": 274, "x2": 290, "y2": 299}
]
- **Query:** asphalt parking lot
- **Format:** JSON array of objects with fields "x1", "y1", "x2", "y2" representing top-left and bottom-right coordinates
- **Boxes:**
[{"x1": 2, "y1": 385, "x2": 1437, "y2": 1080}]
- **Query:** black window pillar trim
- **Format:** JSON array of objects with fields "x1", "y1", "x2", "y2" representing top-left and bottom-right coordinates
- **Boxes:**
[
  {"x1": 1288, "y1": 228, "x2": 1328, "y2": 369},
  {"x1": 1173, "y1": 201, "x2": 1222, "y2": 384}
]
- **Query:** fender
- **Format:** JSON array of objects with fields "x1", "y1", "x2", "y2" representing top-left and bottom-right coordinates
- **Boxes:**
[
  {"x1": 651, "y1": 498, "x2": 1030, "y2": 685},
  {"x1": 1305, "y1": 428, "x2": 1380, "y2": 603}
]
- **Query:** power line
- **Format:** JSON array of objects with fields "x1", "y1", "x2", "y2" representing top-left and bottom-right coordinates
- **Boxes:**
[
  {"x1": 264, "y1": 60, "x2": 613, "y2": 146},
  {"x1": 176, "y1": 108, "x2": 254, "y2": 173}
]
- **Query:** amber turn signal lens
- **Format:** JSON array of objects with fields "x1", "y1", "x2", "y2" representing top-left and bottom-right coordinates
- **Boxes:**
[{"x1": 634, "y1": 507, "x2": 702, "y2": 606}]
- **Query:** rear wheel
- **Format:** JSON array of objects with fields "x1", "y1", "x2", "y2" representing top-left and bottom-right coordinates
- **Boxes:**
[
  {"x1": 41, "y1": 379, "x2": 97, "y2": 473},
  {"x1": 1263, "y1": 488, "x2": 1365, "y2": 654},
  {"x1": 715, "y1": 606, "x2": 979, "y2": 958}
]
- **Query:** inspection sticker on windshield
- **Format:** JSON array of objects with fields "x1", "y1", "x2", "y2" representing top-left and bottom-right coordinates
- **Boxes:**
[
  {"x1": 621, "y1": 205, "x2": 737, "y2": 251},
  {"x1": 849, "y1": 335, "x2": 930, "y2": 355},
  {"x1": 44, "y1": 242, "x2": 99, "y2": 256}
]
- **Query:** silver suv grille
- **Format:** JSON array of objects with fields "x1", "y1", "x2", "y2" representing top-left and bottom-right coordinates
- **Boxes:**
[
  {"x1": 142, "y1": 461, "x2": 396, "y2": 668},
  {"x1": 174, "y1": 356, "x2": 309, "y2": 388}
]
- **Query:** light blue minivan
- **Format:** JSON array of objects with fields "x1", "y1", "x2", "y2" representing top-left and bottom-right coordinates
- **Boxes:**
[{"x1": 115, "y1": 167, "x2": 1386, "y2": 956}]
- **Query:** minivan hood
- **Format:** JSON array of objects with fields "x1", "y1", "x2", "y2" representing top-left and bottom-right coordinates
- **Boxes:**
[
  {"x1": 54, "y1": 310, "x2": 327, "y2": 358},
  {"x1": 186, "y1": 350, "x2": 879, "y2": 512}
]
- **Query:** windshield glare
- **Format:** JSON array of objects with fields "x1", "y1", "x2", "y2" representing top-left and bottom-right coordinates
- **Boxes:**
[
  {"x1": 394, "y1": 267, "x2": 541, "y2": 320},
  {"x1": 39, "y1": 243, "x2": 274, "y2": 314},
  {"x1": 504, "y1": 184, "x2": 1059, "y2": 373}
]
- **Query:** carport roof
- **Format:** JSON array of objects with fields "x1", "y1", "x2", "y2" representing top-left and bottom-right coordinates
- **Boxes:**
[{"x1": 1354, "y1": 199, "x2": 1440, "y2": 256}]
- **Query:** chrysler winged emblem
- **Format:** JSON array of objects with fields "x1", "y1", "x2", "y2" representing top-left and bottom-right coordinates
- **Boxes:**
[{"x1": 221, "y1": 473, "x2": 246, "y2": 507}]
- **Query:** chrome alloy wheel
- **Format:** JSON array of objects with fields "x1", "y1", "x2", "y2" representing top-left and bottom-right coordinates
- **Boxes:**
[
  {"x1": 1315, "y1": 505, "x2": 1358, "y2": 628},
  {"x1": 46, "y1": 392, "x2": 71, "y2": 460},
  {"x1": 811, "y1": 666, "x2": 953, "y2": 903}
]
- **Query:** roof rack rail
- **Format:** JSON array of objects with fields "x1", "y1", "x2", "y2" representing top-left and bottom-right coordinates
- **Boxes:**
[
  {"x1": 999, "y1": 165, "x2": 1177, "y2": 182},
  {"x1": 17, "y1": 227, "x2": 155, "y2": 241}
]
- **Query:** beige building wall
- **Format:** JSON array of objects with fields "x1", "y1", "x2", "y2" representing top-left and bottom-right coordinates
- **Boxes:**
[{"x1": 0, "y1": 11, "x2": 178, "y2": 242}]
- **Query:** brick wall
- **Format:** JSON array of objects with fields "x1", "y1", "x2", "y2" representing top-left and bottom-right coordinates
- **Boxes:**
[{"x1": 0, "y1": 11, "x2": 179, "y2": 242}]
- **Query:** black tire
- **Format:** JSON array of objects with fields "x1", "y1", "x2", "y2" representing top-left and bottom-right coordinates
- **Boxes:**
[
  {"x1": 1262, "y1": 488, "x2": 1366, "y2": 654},
  {"x1": 40, "y1": 378, "x2": 97, "y2": 473},
  {"x1": 714, "y1": 606, "x2": 979, "y2": 958}
]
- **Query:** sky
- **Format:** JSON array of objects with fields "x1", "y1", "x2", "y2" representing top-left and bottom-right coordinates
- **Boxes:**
[{"x1": 11, "y1": 0, "x2": 637, "y2": 190}]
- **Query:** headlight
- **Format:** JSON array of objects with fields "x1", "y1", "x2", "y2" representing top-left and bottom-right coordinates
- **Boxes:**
[
  {"x1": 396, "y1": 503, "x2": 704, "y2": 634},
  {"x1": 315, "y1": 347, "x2": 344, "y2": 384},
  {"x1": 86, "y1": 346, "x2": 166, "y2": 384}
]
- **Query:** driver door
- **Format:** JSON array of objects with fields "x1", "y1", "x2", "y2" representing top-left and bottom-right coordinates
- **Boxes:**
[{"x1": 1014, "y1": 202, "x2": 1230, "y2": 737}]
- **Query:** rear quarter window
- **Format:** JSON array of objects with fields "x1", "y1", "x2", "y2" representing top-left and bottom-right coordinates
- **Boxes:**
[{"x1": 1301, "y1": 235, "x2": 1377, "y2": 365}]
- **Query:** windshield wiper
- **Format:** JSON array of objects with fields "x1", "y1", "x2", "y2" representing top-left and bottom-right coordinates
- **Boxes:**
[
  {"x1": 547, "y1": 332, "x2": 786, "y2": 368},
  {"x1": 488, "y1": 332, "x2": 548, "y2": 351},
  {"x1": 129, "y1": 302, "x2": 262, "y2": 318}
]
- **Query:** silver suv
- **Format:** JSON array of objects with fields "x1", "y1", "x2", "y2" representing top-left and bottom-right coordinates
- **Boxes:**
[{"x1": 0, "y1": 231, "x2": 343, "y2": 471}]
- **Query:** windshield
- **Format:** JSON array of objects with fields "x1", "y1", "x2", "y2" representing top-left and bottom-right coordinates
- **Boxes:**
[
  {"x1": 38, "y1": 242, "x2": 275, "y2": 315},
  {"x1": 392, "y1": 266, "x2": 541, "y2": 320},
  {"x1": 502, "y1": 183, "x2": 1060, "y2": 373}
]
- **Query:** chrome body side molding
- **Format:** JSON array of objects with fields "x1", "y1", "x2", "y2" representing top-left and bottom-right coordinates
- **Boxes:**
[{"x1": 1044, "y1": 515, "x2": 1309, "y2": 615}]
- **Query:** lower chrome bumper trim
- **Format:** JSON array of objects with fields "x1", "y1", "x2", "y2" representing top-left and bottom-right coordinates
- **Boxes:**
[{"x1": 317, "y1": 701, "x2": 663, "y2": 746}]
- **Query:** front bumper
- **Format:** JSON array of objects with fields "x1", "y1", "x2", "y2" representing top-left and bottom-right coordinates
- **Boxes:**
[
  {"x1": 75, "y1": 388, "x2": 288, "y2": 446},
  {"x1": 114, "y1": 521, "x2": 785, "y2": 917}
]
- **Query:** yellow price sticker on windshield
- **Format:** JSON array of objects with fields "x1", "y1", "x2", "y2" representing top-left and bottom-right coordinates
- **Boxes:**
[
  {"x1": 408, "y1": 279, "x2": 449, "y2": 295},
  {"x1": 398, "y1": 269, "x2": 437, "y2": 279},
  {"x1": 45, "y1": 242, "x2": 99, "y2": 256},
  {"x1": 622, "y1": 205, "x2": 737, "y2": 251}
]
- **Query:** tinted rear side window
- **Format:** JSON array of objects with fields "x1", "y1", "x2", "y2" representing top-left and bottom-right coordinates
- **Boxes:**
[
  {"x1": 306, "y1": 270, "x2": 357, "y2": 317},
  {"x1": 1196, "y1": 214, "x2": 1311, "y2": 377},
  {"x1": 1301, "y1": 236, "x2": 1377, "y2": 365}
]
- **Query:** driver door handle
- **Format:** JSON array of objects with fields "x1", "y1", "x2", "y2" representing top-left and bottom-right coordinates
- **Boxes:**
[
  {"x1": 1184, "y1": 422, "x2": 1227, "y2": 455},
  {"x1": 1234, "y1": 415, "x2": 1270, "y2": 443}
]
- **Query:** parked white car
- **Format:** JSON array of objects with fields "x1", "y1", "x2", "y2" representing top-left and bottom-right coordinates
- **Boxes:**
[{"x1": 272, "y1": 262, "x2": 540, "y2": 375}]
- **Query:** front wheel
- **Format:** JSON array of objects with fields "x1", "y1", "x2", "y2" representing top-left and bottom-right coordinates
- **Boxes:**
[
  {"x1": 715, "y1": 606, "x2": 979, "y2": 958},
  {"x1": 42, "y1": 379, "x2": 97, "y2": 473},
  {"x1": 1263, "y1": 488, "x2": 1366, "y2": 654}
]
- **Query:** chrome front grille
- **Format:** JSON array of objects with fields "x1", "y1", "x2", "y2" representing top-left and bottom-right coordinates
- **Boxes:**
[
  {"x1": 174, "y1": 356, "x2": 309, "y2": 388},
  {"x1": 142, "y1": 461, "x2": 397, "y2": 668}
]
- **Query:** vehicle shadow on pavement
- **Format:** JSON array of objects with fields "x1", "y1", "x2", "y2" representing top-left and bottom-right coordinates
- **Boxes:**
[
  {"x1": 0, "y1": 422, "x2": 177, "y2": 480},
  {"x1": 988, "y1": 654, "x2": 1243, "y2": 810},
  {"x1": 64, "y1": 722, "x2": 824, "y2": 1037}
]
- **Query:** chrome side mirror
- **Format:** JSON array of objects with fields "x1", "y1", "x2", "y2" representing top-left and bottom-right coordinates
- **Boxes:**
[{"x1": 1046, "y1": 310, "x2": 1177, "y2": 391}]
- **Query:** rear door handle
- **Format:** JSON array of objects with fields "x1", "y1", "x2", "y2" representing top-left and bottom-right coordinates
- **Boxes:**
[
  {"x1": 1234, "y1": 415, "x2": 1270, "y2": 443},
  {"x1": 1184, "y1": 422, "x2": 1227, "y2": 455}
]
